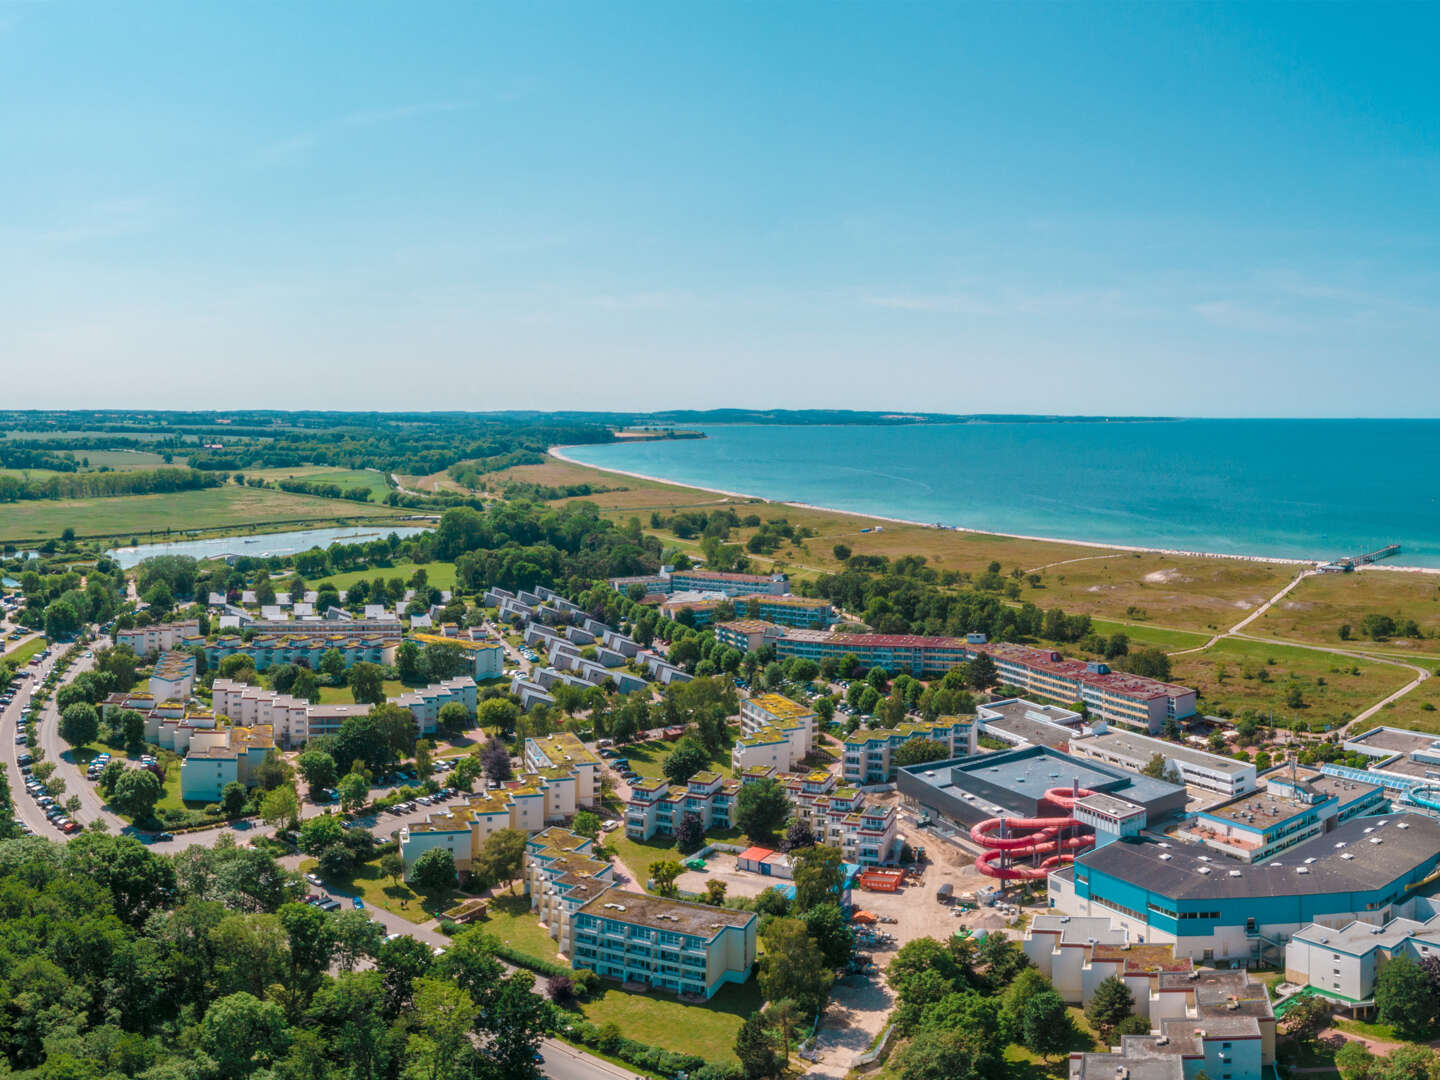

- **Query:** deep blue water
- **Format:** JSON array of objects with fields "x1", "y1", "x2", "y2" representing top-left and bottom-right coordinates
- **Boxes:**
[{"x1": 560, "y1": 421, "x2": 1440, "y2": 567}]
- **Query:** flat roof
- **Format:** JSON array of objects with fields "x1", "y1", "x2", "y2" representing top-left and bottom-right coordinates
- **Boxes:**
[
  {"x1": 1349, "y1": 726, "x2": 1440, "y2": 755},
  {"x1": 978, "y1": 698, "x2": 1082, "y2": 725},
  {"x1": 746, "y1": 693, "x2": 813, "y2": 721},
  {"x1": 943, "y1": 746, "x2": 1183, "y2": 806},
  {"x1": 576, "y1": 890, "x2": 755, "y2": 938},
  {"x1": 1080, "y1": 814, "x2": 1440, "y2": 900},
  {"x1": 1291, "y1": 912, "x2": 1440, "y2": 955},
  {"x1": 980, "y1": 713, "x2": 1073, "y2": 749},
  {"x1": 1080, "y1": 730, "x2": 1252, "y2": 776}
]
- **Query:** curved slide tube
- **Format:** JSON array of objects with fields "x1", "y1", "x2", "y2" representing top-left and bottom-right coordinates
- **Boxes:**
[{"x1": 970, "y1": 787, "x2": 1096, "y2": 880}]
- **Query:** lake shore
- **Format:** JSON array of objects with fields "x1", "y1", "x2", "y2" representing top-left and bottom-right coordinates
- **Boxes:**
[{"x1": 549, "y1": 444, "x2": 1438, "y2": 575}]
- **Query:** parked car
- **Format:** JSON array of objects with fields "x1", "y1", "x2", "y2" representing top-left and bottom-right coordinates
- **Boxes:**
[
  {"x1": 351, "y1": 897, "x2": 365, "y2": 909},
  {"x1": 305, "y1": 873, "x2": 324, "y2": 887}
]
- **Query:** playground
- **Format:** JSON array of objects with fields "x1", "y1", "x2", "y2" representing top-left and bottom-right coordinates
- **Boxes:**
[{"x1": 971, "y1": 784, "x2": 1097, "y2": 880}]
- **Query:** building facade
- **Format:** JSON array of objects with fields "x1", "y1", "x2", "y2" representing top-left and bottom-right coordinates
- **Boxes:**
[
  {"x1": 1071, "y1": 730, "x2": 1257, "y2": 797},
  {"x1": 842, "y1": 717, "x2": 975, "y2": 785}
]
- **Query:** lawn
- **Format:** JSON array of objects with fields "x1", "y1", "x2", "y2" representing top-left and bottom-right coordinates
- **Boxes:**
[
  {"x1": 300, "y1": 855, "x2": 432, "y2": 924},
  {"x1": 1167, "y1": 637, "x2": 1413, "y2": 729},
  {"x1": 1253, "y1": 569, "x2": 1440, "y2": 650},
  {"x1": 603, "y1": 826, "x2": 746, "y2": 888},
  {"x1": 3, "y1": 636, "x2": 46, "y2": 666},
  {"x1": 575, "y1": 978, "x2": 763, "y2": 1064},
  {"x1": 0, "y1": 485, "x2": 408, "y2": 543},
  {"x1": 1351, "y1": 673, "x2": 1440, "y2": 735},
  {"x1": 241, "y1": 466, "x2": 392, "y2": 500},
  {"x1": 471, "y1": 891, "x2": 560, "y2": 960},
  {"x1": 317, "y1": 679, "x2": 407, "y2": 705},
  {"x1": 309, "y1": 560, "x2": 459, "y2": 592},
  {"x1": 621, "y1": 738, "x2": 733, "y2": 781}
]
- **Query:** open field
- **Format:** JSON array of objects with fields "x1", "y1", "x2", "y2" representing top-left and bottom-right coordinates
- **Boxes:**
[
  {"x1": 2, "y1": 637, "x2": 46, "y2": 666},
  {"x1": 527, "y1": 455, "x2": 1304, "y2": 632},
  {"x1": 309, "y1": 559, "x2": 459, "y2": 592},
  {"x1": 1252, "y1": 568, "x2": 1440, "y2": 649},
  {"x1": 576, "y1": 979, "x2": 762, "y2": 1064},
  {"x1": 3, "y1": 429, "x2": 174, "y2": 442},
  {"x1": 61, "y1": 449, "x2": 186, "y2": 469},
  {"x1": 0, "y1": 485, "x2": 408, "y2": 543},
  {"x1": 1349, "y1": 673, "x2": 1440, "y2": 735},
  {"x1": 1168, "y1": 637, "x2": 1414, "y2": 727}
]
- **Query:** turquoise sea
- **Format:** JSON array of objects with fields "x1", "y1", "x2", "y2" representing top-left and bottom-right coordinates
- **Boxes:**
[{"x1": 560, "y1": 420, "x2": 1440, "y2": 568}]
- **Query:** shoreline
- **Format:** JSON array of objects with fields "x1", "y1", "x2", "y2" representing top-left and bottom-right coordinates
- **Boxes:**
[{"x1": 549, "y1": 445, "x2": 1440, "y2": 575}]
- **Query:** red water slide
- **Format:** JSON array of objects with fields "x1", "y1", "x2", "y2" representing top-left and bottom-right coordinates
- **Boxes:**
[{"x1": 970, "y1": 787, "x2": 1097, "y2": 880}]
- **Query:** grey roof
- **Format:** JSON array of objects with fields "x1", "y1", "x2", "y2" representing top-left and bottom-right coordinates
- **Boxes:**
[
  {"x1": 1080, "y1": 814, "x2": 1440, "y2": 900},
  {"x1": 1077, "y1": 730, "x2": 1253, "y2": 776},
  {"x1": 946, "y1": 746, "x2": 1184, "y2": 807}
]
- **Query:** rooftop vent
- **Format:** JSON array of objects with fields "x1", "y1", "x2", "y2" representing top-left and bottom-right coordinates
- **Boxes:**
[
  {"x1": 1297, "y1": 867, "x2": 1310, "y2": 874},
  {"x1": 1341, "y1": 853, "x2": 1355, "y2": 860},
  {"x1": 1228, "y1": 870, "x2": 1243, "y2": 877},
  {"x1": 1159, "y1": 853, "x2": 1172, "y2": 861}
]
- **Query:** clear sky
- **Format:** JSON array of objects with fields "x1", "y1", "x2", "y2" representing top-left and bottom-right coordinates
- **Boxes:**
[{"x1": 4, "y1": 3, "x2": 1437, "y2": 416}]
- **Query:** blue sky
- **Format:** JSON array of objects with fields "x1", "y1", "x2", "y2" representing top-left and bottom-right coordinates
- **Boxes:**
[{"x1": 4, "y1": 3, "x2": 1437, "y2": 415}]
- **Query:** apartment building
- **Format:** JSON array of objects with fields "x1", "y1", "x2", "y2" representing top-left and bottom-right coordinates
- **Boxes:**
[
  {"x1": 1284, "y1": 899, "x2": 1440, "y2": 1004},
  {"x1": 525, "y1": 827, "x2": 616, "y2": 957},
  {"x1": 148, "y1": 650, "x2": 197, "y2": 703},
  {"x1": 713, "y1": 622, "x2": 1198, "y2": 732},
  {"x1": 842, "y1": 717, "x2": 975, "y2": 785},
  {"x1": 524, "y1": 733, "x2": 601, "y2": 808},
  {"x1": 116, "y1": 619, "x2": 202, "y2": 658},
  {"x1": 408, "y1": 632, "x2": 504, "y2": 679},
  {"x1": 667, "y1": 569, "x2": 788, "y2": 597},
  {"x1": 625, "y1": 771, "x2": 741, "y2": 841},
  {"x1": 571, "y1": 890, "x2": 757, "y2": 1000},
  {"x1": 212, "y1": 676, "x2": 472, "y2": 746},
  {"x1": 773, "y1": 768, "x2": 901, "y2": 865},
  {"x1": 205, "y1": 628, "x2": 400, "y2": 672},
  {"x1": 659, "y1": 593, "x2": 835, "y2": 630},
  {"x1": 1071, "y1": 730, "x2": 1257, "y2": 797},
  {"x1": 179, "y1": 724, "x2": 277, "y2": 802},
  {"x1": 392, "y1": 677, "x2": 478, "y2": 736},
  {"x1": 145, "y1": 708, "x2": 218, "y2": 753},
  {"x1": 731, "y1": 694, "x2": 815, "y2": 773}
]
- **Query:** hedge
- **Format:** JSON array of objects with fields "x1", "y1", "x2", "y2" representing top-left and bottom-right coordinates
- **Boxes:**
[{"x1": 564, "y1": 1018, "x2": 740, "y2": 1080}]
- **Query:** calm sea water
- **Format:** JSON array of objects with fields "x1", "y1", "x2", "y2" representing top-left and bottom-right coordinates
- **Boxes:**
[{"x1": 561, "y1": 421, "x2": 1440, "y2": 567}]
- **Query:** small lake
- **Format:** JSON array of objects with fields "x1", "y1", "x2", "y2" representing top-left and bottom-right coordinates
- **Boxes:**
[{"x1": 106, "y1": 525, "x2": 432, "y2": 568}]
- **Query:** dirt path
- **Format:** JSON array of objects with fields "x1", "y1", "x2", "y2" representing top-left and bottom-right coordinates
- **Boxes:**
[{"x1": 1168, "y1": 570, "x2": 1315, "y2": 656}]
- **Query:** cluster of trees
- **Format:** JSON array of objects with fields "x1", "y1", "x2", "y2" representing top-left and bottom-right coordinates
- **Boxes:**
[
  {"x1": 8, "y1": 559, "x2": 127, "y2": 638},
  {"x1": 1373, "y1": 953, "x2": 1440, "y2": 1040},
  {"x1": 273, "y1": 477, "x2": 374, "y2": 502},
  {"x1": 883, "y1": 932, "x2": 1086, "y2": 1080},
  {"x1": 0, "y1": 444, "x2": 79, "y2": 471},
  {"x1": 734, "y1": 846, "x2": 855, "y2": 1078},
  {"x1": 0, "y1": 466, "x2": 223, "y2": 503},
  {"x1": 1339, "y1": 613, "x2": 1426, "y2": 642},
  {"x1": 0, "y1": 831, "x2": 557, "y2": 1079}
]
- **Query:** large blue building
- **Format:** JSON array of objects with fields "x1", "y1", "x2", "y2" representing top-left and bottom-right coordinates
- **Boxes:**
[{"x1": 1049, "y1": 813, "x2": 1440, "y2": 963}]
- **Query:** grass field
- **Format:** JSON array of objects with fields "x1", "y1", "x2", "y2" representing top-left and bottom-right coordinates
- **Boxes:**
[
  {"x1": 0, "y1": 484, "x2": 408, "y2": 543},
  {"x1": 60, "y1": 449, "x2": 184, "y2": 470},
  {"x1": 471, "y1": 892, "x2": 560, "y2": 959},
  {"x1": 576, "y1": 979, "x2": 762, "y2": 1064},
  {"x1": 620, "y1": 737, "x2": 733, "y2": 780},
  {"x1": 1349, "y1": 673, "x2": 1440, "y2": 735},
  {"x1": 316, "y1": 679, "x2": 406, "y2": 705},
  {"x1": 309, "y1": 559, "x2": 459, "y2": 592},
  {"x1": 1168, "y1": 637, "x2": 1413, "y2": 727},
  {"x1": 241, "y1": 466, "x2": 392, "y2": 499},
  {"x1": 1253, "y1": 569, "x2": 1440, "y2": 648},
  {"x1": 2, "y1": 636, "x2": 46, "y2": 666}
]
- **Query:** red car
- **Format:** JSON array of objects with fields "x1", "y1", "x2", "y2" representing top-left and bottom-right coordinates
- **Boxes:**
[{"x1": 61, "y1": 822, "x2": 80, "y2": 834}]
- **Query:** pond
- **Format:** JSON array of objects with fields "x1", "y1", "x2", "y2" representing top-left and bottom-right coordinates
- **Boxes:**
[{"x1": 106, "y1": 525, "x2": 431, "y2": 568}]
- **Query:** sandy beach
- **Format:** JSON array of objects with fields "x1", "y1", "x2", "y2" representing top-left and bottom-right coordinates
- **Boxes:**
[{"x1": 549, "y1": 445, "x2": 1438, "y2": 575}]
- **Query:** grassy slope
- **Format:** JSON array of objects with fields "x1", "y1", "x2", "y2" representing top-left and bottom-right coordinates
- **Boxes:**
[{"x1": 0, "y1": 485, "x2": 407, "y2": 543}]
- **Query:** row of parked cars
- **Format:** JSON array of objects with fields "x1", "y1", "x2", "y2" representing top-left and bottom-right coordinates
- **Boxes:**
[
  {"x1": 22, "y1": 774, "x2": 80, "y2": 833},
  {"x1": 383, "y1": 787, "x2": 460, "y2": 815}
]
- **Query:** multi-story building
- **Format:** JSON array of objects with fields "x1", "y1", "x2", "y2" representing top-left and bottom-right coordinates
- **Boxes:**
[
  {"x1": 842, "y1": 717, "x2": 975, "y2": 785},
  {"x1": 145, "y1": 707, "x2": 218, "y2": 753},
  {"x1": 1284, "y1": 900, "x2": 1440, "y2": 1004},
  {"x1": 179, "y1": 723, "x2": 277, "y2": 801},
  {"x1": 625, "y1": 771, "x2": 741, "y2": 841},
  {"x1": 731, "y1": 694, "x2": 815, "y2": 772},
  {"x1": 205, "y1": 628, "x2": 400, "y2": 672},
  {"x1": 392, "y1": 677, "x2": 478, "y2": 736},
  {"x1": 1176, "y1": 768, "x2": 1384, "y2": 863},
  {"x1": 408, "y1": 632, "x2": 504, "y2": 679},
  {"x1": 1048, "y1": 813, "x2": 1440, "y2": 964},
  {"x1": 659, "y1": 593, "x2": 835, "y2": 629},
  {"x1": 1071, "y1": 730, "x2": 1257, "y2": 798},
  {"x1": 570, "y1": 890, "x2": 757, "y2": 1000},
  {"x1": 116, "y1": 619, "x2": 202, "y2": 658},
  {"x1": 771, "y1": 768, "x2": 901, "y2": 865},
  {"x1": 148, "y1": 650, "x2": 197, "y2": 703},
  {"x1": 524, "y1": 733, "x2": 600, "y2": 808},
  {"x1": 524, "y1": 827, "x2": 616, "y2": 957},
  {"x1": 713, "y1": 622, "x2": 1198, "y2": 732}
]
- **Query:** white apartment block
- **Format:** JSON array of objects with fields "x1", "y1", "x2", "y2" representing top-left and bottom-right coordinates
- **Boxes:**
[
  {"x1": 116, "y1": 620, "x2": 201, "y2": 659},
  {"x1": 732, "y1": 694, "x2": 815, "y2": 773}
]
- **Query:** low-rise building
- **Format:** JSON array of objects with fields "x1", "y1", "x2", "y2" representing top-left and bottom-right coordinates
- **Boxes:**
[
  {"x1": 975, "y1": 698, "x2": 1084, "y2": 749},
  {"x1": 842, "y1": 717, "x2": 975, "y2": 785},
  {"x1": 205, "y1": 628, "x2": 399, "y2": 672},
  {"x1": 1071, "y1": 729, "x2": 1257, "y2": 798},
  {"x1": 393, "y1": 676, "x2": 477, "y2": 735},
  {"x1": 1284, "y1": 900, "x2": 1440, "y2": 1004}
]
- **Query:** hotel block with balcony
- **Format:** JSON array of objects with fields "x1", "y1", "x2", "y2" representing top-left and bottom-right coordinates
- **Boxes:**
[
  {"x1": 116, "y1": 619, "x2": 202, "y2": 659},
  {"x1": 179, "y1": 723, "x2": 277, "y2": 802},
  {"x1": 570, "y1": 890, "x2": 757, "y2": 1000},
  {"x1": 524, "y1": 827, "x2": 617, "y2": 957},
  {"x1": 625, "y1": 771, "x2": 741, "y2": 841},
  {"x1": 731, "y1": 694, "x2": 815, "y2": 773},
  {"x1": 843, "y1": 717, "x2": 975, "y2": 785}
]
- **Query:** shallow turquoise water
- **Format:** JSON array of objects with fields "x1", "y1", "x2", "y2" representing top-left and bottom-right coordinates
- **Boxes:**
[{"x1": 561, "y1": 420, "x2": 1440, "y2": 567}]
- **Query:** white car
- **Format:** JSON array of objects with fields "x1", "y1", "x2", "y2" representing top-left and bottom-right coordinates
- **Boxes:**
[{"x1": 305, "y1": 872, "x2": 323, "y2": 887}]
